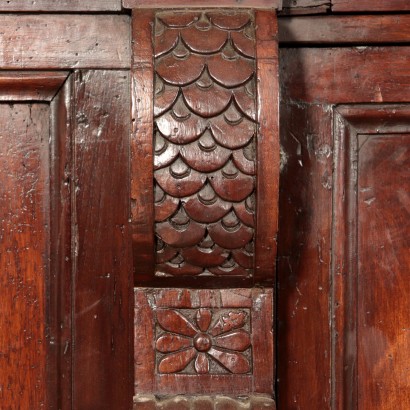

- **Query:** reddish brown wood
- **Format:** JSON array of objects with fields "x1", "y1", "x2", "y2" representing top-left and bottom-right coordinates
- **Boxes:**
[
  {"x1": 135, "y1": 288, "x2": 274, "y2": 396},
  {"x1": 332, "y1": 0, "x2": 410, "y2": 12},
  {"x1": 0, "y1": 73, "x2": 72, "y2": 410},
  {"x1": 255, "y1": 10, "x2": 279, "y2": 284},
  {"x1": 333, "y1": 105, "x2": 410, "y2": 410},
  {"x1": 0, "y1": 0, "x2": 121, "y2": 11},
  {"x1": 131, "y1": 10, "x2": 155, "y2": 282},
  {"x1": 132, "y1": 10, "x2": 279, "y2": 285},
  {"x1": 0, "y1": 71, "x2": 69, "y2": 101},
  {"x1": 281, "y1": 47, "x2": 410, "y2": 104},
  {"x1": 0, "y1": 103, "x2": 50, "y2": 410},
  {"x1": 0, "y1": 15, "x2": 130, "y2": 69},
  {"x1": 49, "y1": 76, "x2": 74, "y2": 409},
  {"x1": 279, "y1": 15, "x2": 410, "y2": 44},
  {"x1": 73, "y1": 70, "x2": 133, "y2": 410},
  {"x1": 124, "y1": 0, "x2": 281, "y2": 9},
  {"x1": 279, "y1": 46, "x2": 410, "y2": 409}
]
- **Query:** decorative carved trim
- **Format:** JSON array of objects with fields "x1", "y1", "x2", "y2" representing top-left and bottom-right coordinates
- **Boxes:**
[
  {"x1": 133, "y1": 394, "x2": 276, "y2": 409},
  {"x1": 135, "y1": 288, "x2": 274, "y2": 395},
  {"x1": 131, "y1": 9, "x2": 279, "y2": 285}
]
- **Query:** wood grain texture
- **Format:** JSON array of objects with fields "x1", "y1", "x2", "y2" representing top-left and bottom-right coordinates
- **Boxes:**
[
  {"x1": 280, "y1": 47, "x2": 410, "y2": 104},
  {"x1": 277, "y1": 103, "x2": 333, "y2": 410},
  {"x1": 0, "y1": 71, "x2": 69, "y2": 101},
  {"x1": 255, "y1": 10, "x2": 279, "y2": 284},
  {"x1": 73, "y1": 70, "x2": 133, "y2": 410},
  {"x1": 0, "y1": 0, "x2": 122, "y2": 11},
  {"x1": 332, "y1": 105, "x2": 410, "y2": 410},
  {"x1": 131, "y1": 10, "x2": 155, "y2": 282},
  {"x1": 0, "y1": 15, "x2": 130, "y2": 69},
  {"x1": 0, "y1": 104, "x2": 50, "y2": 410},
  {"x1": 332, "y1": 0, "x2": 410, "y2": 12},
  {"x1": 133, "y1": 394, "x2": 276, "y2": 409},
  {"x1": 135, "y1": 288, "x2": 274, "y2": 396},
  {"x1": 279, "y1": 15, "x2": 410, "y2": 44},
  {"x1": 49, "y1": 76, "x2": 74, "y2": 409},
  {"x1": 279, "y1": 46, "x2": 410, "y2": 409},
  {"x1": 124, "y1": 0, "x2": 281, "y2": 9}
]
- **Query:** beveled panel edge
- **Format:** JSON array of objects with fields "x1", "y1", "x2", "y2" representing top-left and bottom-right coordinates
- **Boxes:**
[{"x1": 0, "y1": 71, "x2": 69, "y2": 101}]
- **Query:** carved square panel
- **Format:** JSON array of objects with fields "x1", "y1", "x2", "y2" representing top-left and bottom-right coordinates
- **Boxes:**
[{"x1": 134, "y1": 288, "x2": 274, "y2": 395}]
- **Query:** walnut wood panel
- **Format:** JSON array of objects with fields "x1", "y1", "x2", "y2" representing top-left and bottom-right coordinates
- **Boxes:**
[
  {"x1": 0, "y1": 73, "x2": 71, "y2": 409},
  {"x1": 0, "y1": 15, "x2": 130, "y2": 69},
  {"x1": 0, "y1": 0, "x2": 121, "y2": 11},
  {"x1": 281, "y1": 47, "x2": 410, "y2": 104},
  {"x1": 133, "y1": 394, "x2": 276, "y2": 409},
  {"x1": 135, "y1": 288, "x2": 274, "y2": 396},
  {"x1": 333, "y1": 105, "x2": 410, "y2": 410},
  {"x1": 73, "y1": 70, "x2": 133, "y2": 410},
  {"x1": 131, "y1": 10, "x2": 279, "y2": 286},
  {"x1": 279, "y1": 15, "x2": 410, "y2": 45},
  {"x1": 332, "y1": 0, "x2": 410, "y2": 12},
  {"x1": 279, "y1": 47, "x2": 410, "y2": 409},
  {"x1": 124, "y1": 0, "x2": 282, "y2": 9},
  {"x1": 0, "y1": 72, "x2": 70, "y2": 101}
]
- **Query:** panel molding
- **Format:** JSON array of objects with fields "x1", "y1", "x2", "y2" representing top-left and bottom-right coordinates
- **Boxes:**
[{"x1": 332, "y1": 104, "x2": 410, "y2": 410}]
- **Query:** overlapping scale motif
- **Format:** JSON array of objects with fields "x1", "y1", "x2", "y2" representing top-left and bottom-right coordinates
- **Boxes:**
[{"x1": 153, "y1": 10, "x2": 257, "y2": 278}]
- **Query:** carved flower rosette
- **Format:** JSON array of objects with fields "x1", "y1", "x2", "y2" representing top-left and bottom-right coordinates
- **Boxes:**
[{"x1": 155, "y1": 308, "x2": 252, "y2": 374}]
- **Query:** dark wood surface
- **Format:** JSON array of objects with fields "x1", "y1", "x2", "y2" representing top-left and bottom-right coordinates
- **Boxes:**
[
  {"x1": 0, "y1": 0, "x2": 122, "y2": 11},
  {"x1": 0, "y1": 71, "x2": 69, "y2": 101},
  {"x1": 332, "y1": 105, "x2": 410, "y2": 410},
  {"x1": 124, "y1": 0, "x2": 282, "y2": 8},
  {"x1": 135, "y1": 288, "x2": 274, "y2": 396},
  {"x1": 73, "y1": 70, "x2": 133, "y2": 410},
  {"x1": 279, "y1": 15, "x2": 410, "y2": 44},
  {"x1": 0, "y1": 15, "x2": 130, "y2": 69},
  {"x1": 0, "y1": 103, "x2": 50, "y2": 410},
  {"x1": 132, "y1": 10, "x2": 279, "y2": 286},
  {"x1": 279, "y1": 47, "x2": 410, "y2": 409},
  {"x1": 281, "y1": 47, "x2": 410, "y2": 104},
  {"x1": 332, "y1": 0, "x2": 410, "y2": 12}
]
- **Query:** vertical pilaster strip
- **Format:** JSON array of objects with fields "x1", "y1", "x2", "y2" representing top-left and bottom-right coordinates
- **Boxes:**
[
  {"x1": 255, "y1": 10, "x2": 279, "y2": 284},
  {"x1": 131, "y1": 10, "x2": 155, "y2": 281}
]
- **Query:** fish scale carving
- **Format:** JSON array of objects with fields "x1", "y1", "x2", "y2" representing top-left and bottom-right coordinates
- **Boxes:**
[{"x1": 153, "y1": 10, "x2": 257, "y2": 278}]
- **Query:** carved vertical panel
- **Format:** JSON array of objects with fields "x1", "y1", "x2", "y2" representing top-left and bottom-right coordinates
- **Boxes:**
[{"x1": 131, "y1": 9, "x2": 279, "y2": 285}]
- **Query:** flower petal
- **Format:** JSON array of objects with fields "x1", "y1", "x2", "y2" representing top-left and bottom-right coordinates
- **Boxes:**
[
  {"x1": 158, "y1": 348, "x2": 196, "y2": 373},
  {"x1": 209, "y1": 311, "x2": 247, "y2": 336},
  {"x1": 196, "y1": 308, "x2": 212, "y2": 332},
  {"x1": 208, "y1": 348, "x2": 250, "y2": 374},
  {"x1": 213, "y1": 329, "x2": 251, "y2": 352},
  {"x1": 156, "y1": 309, "x2": 198, "y2": 336},
  {"x1": 156, "y1": 333, "x2": 192, "y2": 353},
  {"x1": 195, "y1": 353, "x2": 210, "y2": 374}
]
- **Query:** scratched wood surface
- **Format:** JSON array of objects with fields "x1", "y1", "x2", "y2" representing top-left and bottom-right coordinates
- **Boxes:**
[
  {"x1": 0, "y1": 104, "x2": 50, "y2": 409},
  {"x1": 73, "y1": 70, "x2": 133, "y2": 410},
  {"x1": 279, "y1": 48, "x2": 410, "y2": 409},
  {"x1": 0, "y1": 15, "x2": 130, "y2": 69},
  {"x1": 332, "y1": 0, "x2": 410, "y2": 12}
]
